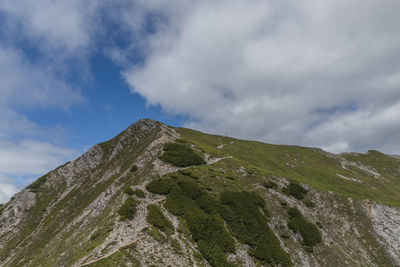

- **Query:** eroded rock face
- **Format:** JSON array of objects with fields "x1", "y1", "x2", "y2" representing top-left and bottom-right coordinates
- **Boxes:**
[{"x1": 368, "y1": 202, "x2": 400, "y2": 265}]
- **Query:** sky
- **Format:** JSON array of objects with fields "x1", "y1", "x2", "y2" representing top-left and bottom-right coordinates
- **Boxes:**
[{"x1": 1, "y1": 0, "x2": 400, "y2": 203}]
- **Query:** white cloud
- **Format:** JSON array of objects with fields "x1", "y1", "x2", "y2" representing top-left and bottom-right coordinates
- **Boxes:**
[
  {"x1": 122, "y1": 0, "x2": 400, "y2": 154},
  {"x1": 0, "y1": 174, "x2": 19, "y2": 204},
  {"x1": 0, "y1": 139, "x2": 77, "y2": 175},
  {"x1": 0, "y1": 44, "x2": 83, "y2": 203},
  {"x1": 0, "y1": 46, "x2": 84, "y2": 109},
  {"x1": 0, "y1": 0, "x2": 100, "y2": 53}
]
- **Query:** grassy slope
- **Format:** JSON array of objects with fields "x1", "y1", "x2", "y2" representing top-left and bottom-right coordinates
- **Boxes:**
[{"x1": 178, "y1": 127, "x2": 400, "y2": 207}]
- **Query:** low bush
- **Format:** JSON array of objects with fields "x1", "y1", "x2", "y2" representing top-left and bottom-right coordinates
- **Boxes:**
[
  {"x1": 170, "y1": 238, "x2": 182, "y2": 254},
  {"x1": 130, "y1": 165, "x2": 138, "y2": 172},
  {"x1": 195, "y1": 194, "x2": 220, "y2": 214},
  {"x1": 27, "y1": 175, "x2": 47, "y2": 192},
  {"x1": 142, "y1": 226, "x2": 168, "y2": 243},
  {"x1": 123, "y1": 186, "x2": 135, "y2": 195},
  {"x1": 133, "y1": 189, "x2": 145, "y2": 198},
  {"x1": 179, "y1": 169, "x2": 192, "y2": 176},
  {"x1": 164, "y1": 187, "x2": 193, "y2": 216},
  {"x1": 175, "y1": 138, "x2": 186, "y2": 144},
  {"x1": 146, "y1": 204, "x2": 174, "y2": 234},
  {"x1": 283, "y1": 182, "x2": 308, "y2": 199},
  {"x1": 160, "y1": 143, "x2": 204, "y2": 167},
  {"x1": 263, "y1": 180, "x2": 277, "y2": 189},
  {"x1": 305, "y1": 200, "x2": 315, "y2": 208},
  {"x1": 219, "y1": 191, "x2": 291, "y2": 266},
  {"x1": 146, "y1": 179, "x2": 176, "y2": 195},
  {"x1": 118, "y1": 198, "x2": 138, "y2": 221},
  {"x1": 287, "y1": 207, "x2": 321, "y2": 247},
  {"x1": 185, "y1": 208, "x2": 235, "y2": 267},
  {"x1": 177, "y1": 178, "x2": 206, "y2": 200}
]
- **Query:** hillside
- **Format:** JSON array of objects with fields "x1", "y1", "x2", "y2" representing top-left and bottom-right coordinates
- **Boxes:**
[{"x1": 0, "y1": 119, "x2": 399, "y2": 266}]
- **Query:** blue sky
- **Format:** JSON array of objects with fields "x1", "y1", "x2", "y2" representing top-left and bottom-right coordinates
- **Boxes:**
[{"x1": 1, "y1": 0, "x2": 400, "y2": 202}]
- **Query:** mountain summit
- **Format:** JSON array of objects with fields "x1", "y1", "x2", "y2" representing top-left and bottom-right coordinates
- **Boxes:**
[{"x1": 0, "y1": 119, "x2": 399, "y2": 266}]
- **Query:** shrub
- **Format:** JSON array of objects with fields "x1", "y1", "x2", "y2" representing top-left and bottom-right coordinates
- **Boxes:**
[
  {"x1": 283, "y1": 182, "x2": 308, "y2": 199},
  {"x1": 146, "y1": 204, "x2": 174, "y2": 234},
  {"x1": 162, "y1": 180, "x2": 236, "y2": 266},
  {"x1": 164, "y1": 187, "x2": 193, "y2": 216},
  {"x1": 226, "y1": 176, "x2": 235, "y2": 180},
  {"x1": 133, "y1": 189, "x2": 145, "y2": 198},
  {"x1": 305, "y1": 200, "x2": 315, "y2": 208},
  {"x1": 124, "y1": 186, "x2": 135, "y2": 195},
  {"x1": 287, "y1": 207, "x2": 321, "y2": 247},
  {"x1": 170, "y1": 238, "x2": 182, "y2": 254},
  {"x1": 160, "y1": 143, "x2": 204, "y2": 167},
  {"x1": 130, "y1": 165, "x2": 138, "y2": 172},
  {"x1": 146, "y1": 179, "x2": 177, "y2": 195},
  {"x1": 219, "y1": 191, "x2": 291, "y2": 266},
  {"x1": 142, "y1": 226, "x2": 168, "y2": 243},
  {"x1": 179, "y1": 169, "x2": 192, "y2": 176},
  {"x1": 118, "y1": 198, "x2": 138, "y2": 221},
  {"x1": 177, "y1": 178, "x2": 206, "y2": 200},
  {"x1": 184, "y1": 208, "x2": 235, "y2": 267},
  {"x1": 195, "y1": 194, "x2": 220, "y2": 214},
  {"x1": 27, "y1": 175, "x2": 47, "y2": 192},
  {"x1": 263, "y1": 180, "x2": 277, "y2": 189}
]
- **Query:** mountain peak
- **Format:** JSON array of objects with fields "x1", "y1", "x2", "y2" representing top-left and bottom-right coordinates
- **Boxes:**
[{"x1": 1, "y1": 122, "x2": 399, "y2": 266}]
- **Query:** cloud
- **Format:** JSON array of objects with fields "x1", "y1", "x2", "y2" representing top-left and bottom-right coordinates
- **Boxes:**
[
  {"x1": 0, "y1": 139, "x2": 78, "y2": 175},
  {"x1": 0, "y1": 0, "x2": 100, "y2": 54},
  {"x1": 123, "y1": 0, "x2": 400, "y2": 153},
  {"x1": 0, "y1": 41, "x2": 83, "y2": 204},
  {"x1": 0, "y1": 174, "x2": 19, "y2": 204},
  {"x1": 0, "y1": 45, "x2": 84, "y2": 110}
]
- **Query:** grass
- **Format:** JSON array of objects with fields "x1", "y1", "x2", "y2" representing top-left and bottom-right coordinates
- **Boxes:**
[{"x1": 178, "y1": 127, "x2": 400, "y2": 208}]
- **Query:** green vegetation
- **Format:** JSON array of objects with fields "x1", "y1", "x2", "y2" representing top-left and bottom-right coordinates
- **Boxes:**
[
  {"x1": 179, "y1": 127, "x2": 400, "y2": 208},
  {"x1": 305, "y1": 200, "x2": 316, "y2": 208},
  {"x1": 283, "y1": 182, "x2": 308, "y2": 200},
  {"x1": 175, "y1": 138, "x2": 186, "y2": 144},
  {"x1": 130, "y1": 165, "x2": 138, "y2": 172},
  {"x1": 148, "y1": 177, "x2": 235, "y2": 266},
  {"x1": 287, "y1": 207, "x2": 321, "y2": 247},
  {"x1": 146, "y1": 204, "x2": 174, "y2": 234},
  {"x1": 27, "y1": 175, "x2": 47, "y2": 192},
  {"x1": 133, "y1": 189, "x2": 145, "y2": 198},
  {"x1": 83, "y1": 243, "x2": 139, "y2": 267},
  {"x1": 185, "y1": 208, "x2": 235, "y2": 267},
  {"x1": 0, "y1": 204, "x2": 4, "y2": 216},
  {"x1": 146, "y1": 175, "x2": 291, "y2": 266},
  {"x1": 160, "y1": 143, "x2": 204, "y2": 167},
  {"x1": 142, "y1": 226, "x2": 168, "y2": 244},
  {"x1": 123, "y1": 186, "x2": 135, "y2": 195},
  {"x1": 118, "y1": 198, "x2": 138, "y2": 221},
  {"x1": 263, "y1": 180, "x2": 277, "y2": 189},
  {"x1": 146, "y1": 179, "x2": 177, "y2": 195},
  {"x1": 170, "y1": 238, "x2": 182, "y2": 254},
  {"x1": 219, "y1": 191, "x2": 291, "y2": 266}
]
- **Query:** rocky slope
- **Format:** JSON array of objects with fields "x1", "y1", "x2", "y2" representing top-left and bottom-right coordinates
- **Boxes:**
[{"x1": 0, "y1": 119, "x2": 399, "y2": 267}]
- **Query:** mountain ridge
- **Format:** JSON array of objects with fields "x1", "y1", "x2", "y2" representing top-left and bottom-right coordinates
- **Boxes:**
[{"x1": 0, "y1": 119, "x2": 399, "y2": 266}]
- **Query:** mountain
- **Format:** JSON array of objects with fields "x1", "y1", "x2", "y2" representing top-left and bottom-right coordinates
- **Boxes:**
[{"x1": 0, "y1": 119, "x2": 399, "y2": 267}]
